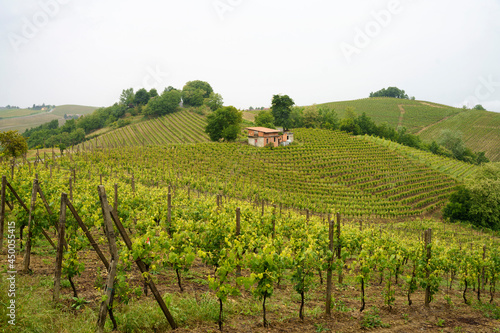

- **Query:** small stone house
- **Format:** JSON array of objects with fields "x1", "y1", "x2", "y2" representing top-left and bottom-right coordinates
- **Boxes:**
[{"x1": 246, "y1": 127, "x2": 294, "y2": 147}]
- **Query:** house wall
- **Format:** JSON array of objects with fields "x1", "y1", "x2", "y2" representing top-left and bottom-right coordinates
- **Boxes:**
[{"x1": 248, "y1": 137, "x2": 266, "y2": 147}]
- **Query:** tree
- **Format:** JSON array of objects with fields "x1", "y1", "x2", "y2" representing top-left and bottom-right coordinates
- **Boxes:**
[
  {"x1": 254, "y1": 111, "x2": 275, "y2": 129},
  {"x1": 438, "y1": 130, "x2": 465, "y2": 160},
  {"x1": 302, "y1": 105, "x2": 319, "y2": 128},
  {"x1": 205, "y1": 106, "x2": 242, "y2": 142},
  {"x1": 144, "y1": 90, "x2": 181, "y2": 117},
  {"x1": 271, "y1": 95, "x2": 294, "y2": 131},
  {"x1": 149, "y1": 88, "x2": 159, "y2": 98},
  {"x1": 318, "y1": 106, "x2": 339, "y2": 130},
  {"x1": 0, "y1": 130, "x2": 28, "y2": 158},
  {"x1": 134, "y1": 88, "x2": 150, "y2": 106},
  {"x1": 444, "y1": 164, "x2": 500, "y2": 230},
  {"x1": 473, "y1": 104, "x2": 486, "y2": 110},
  {"x1": 369, "y1": 87, "x2": 409, "y2": 99},
  {"x1": 182, "y1": 80, "x2": 213, "y2": 107},
  {"x1": 205, "y1": 92, "x2": 223, "y2": 111},
  {"x1": 119, "y1": 88, "x2": 134, "y2": 106}
]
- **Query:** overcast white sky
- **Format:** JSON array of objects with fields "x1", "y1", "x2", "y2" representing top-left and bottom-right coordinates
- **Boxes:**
[{"x1": 1, "y1": 0, "x2": 500, "y2": 112}]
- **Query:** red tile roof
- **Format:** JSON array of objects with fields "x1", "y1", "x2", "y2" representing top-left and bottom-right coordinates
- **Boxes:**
[{"x1": 245, "y1": 127, "x2": 280, "y2": 133}]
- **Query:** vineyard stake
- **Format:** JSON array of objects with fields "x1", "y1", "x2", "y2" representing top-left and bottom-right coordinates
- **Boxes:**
[
  {"x1": 66, "y1": 199, "x2": 108, "y2": 269},
  {"x1": 336, "y1": 213, "x2": 343, "y2": 284},
  {"x1": 53, "y1": 193, "x2": 66, "y2": 303},
  {"x1": 167, "y1": 186, "x2": 172, "y2": 236},
  {"x1": 22, "y1": 179, "x2": 38, "y2": 273},
  {"x1": 109, "y1": 208, "x2": 178, "y2": 329},
  {"x1": 326, "y1": 213, "x2": 334, "y2": 316},
  {"x1": 424, "y1": 228, "x2": 432, "y2": 307},
  {"x1": 96, "y1": 186, "x2": 119, "y2": 333},
  {"x1": 0, "y1": 176, "x2": 5, "y2": 252},
  {"x1": 236, "y1": 207, "x2": 241, "y2": 277}
]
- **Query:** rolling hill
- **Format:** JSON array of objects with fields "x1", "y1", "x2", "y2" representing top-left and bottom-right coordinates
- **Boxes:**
[
  {"x1": 316, "y1": 98, "x2": 500, "y2": 161},
  {"x1": 0, "y1": 104, "x2": 97, "y2": 133}
]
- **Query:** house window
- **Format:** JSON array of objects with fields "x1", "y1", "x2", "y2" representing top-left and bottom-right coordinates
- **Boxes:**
[{"x1": 266, "y1": 138, "x2": 268, "y2": 144}]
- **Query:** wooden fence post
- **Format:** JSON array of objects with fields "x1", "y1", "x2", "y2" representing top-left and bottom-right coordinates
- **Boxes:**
[{"x1": 53, "y1": 193, "x2": 67, "y2": 302}]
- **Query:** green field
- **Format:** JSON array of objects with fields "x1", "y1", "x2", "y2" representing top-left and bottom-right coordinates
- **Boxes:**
[
  {"x1": 0, "y1": 104, "x2": 97, "y2": 133},
  {"x1": 0, "y1": 108, "x2": 46, "y2": 119}
]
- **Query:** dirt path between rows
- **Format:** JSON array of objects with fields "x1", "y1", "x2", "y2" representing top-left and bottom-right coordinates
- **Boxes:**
[{"x1": 415, "y1": 115, "x2": 454, "y2": 135}]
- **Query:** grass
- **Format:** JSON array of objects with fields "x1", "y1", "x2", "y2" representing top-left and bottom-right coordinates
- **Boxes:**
[{"x1": 0, "y1": 108, "x2": 45, "y2": 119}]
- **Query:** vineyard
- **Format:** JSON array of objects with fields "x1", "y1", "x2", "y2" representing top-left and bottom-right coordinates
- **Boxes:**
[
  {"x1": 74, "y1": 128, "x2": 459, "y2": 218},
  {"x1": 79, "y1": 110, "x2": 209, "y2": 149},
  {"x1": 359, "y1": 135, "x2": 479, "y2": 181},
  {"x1": 417, "y1": 108, "x2": 500, "y2": 162},
  {"x1": 0, "y1": 145, "x2": 499, "y2": 332},
  {"x1": 316, "y1": 98, "x2": 462, "y2": 133}
]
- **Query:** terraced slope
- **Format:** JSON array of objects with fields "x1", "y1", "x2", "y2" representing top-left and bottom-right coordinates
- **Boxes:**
[
  {"x1": 80, "y1": 110, "x2": 209, "y2": 149},
  {"x1": 359, "y1": 135, "x2": 478, "y2": 181},
  {"x1": 417, "y1": 109, "x2": 500, "y2": 162},
  {"x1": 98, "y1": 128, "x2": 459, "y2": 218},
  {"x1": 315, "y1": 98, "x2": 500, "y2": 162},
  {"x1": 316, "y1": 98, "x2": 461, "y2": 133}
]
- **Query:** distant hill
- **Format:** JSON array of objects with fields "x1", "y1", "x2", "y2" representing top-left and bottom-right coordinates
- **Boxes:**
[
  {"x1": 315, "y1": 98, "x2": 500, "y2": 162},
  {"x1": 0, "y1": 104, "x2": 97, "y2": 133}
]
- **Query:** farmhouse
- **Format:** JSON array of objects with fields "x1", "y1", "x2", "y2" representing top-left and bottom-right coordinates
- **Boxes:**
[{"x1": 246, "y1": 127, "x2": 293, "y2": 147}]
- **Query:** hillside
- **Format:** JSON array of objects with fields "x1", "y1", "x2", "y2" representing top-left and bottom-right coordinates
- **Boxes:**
[
  {"x1": 314, "y1": 98, "x2": 500, "y2": 161},
  {"x1": 78, "y1": 109, "x2": 209, "y2": 149},
  {"x1": 0, "y1": 104, "x2": 97, "y2": 133},
  {"x1": 75, "y1": 128, "x2": 460, "y2": 218}
]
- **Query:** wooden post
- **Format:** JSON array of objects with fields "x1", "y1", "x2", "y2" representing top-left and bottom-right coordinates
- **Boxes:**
[
  {"x1": 69, "y1": 177, "x2": 73, "y2": 201},
  {"x1": 96, "y1": 186, "x2": 119, "y2": 333},
  {"x1": 424, "y1": 228, "x2": 432, "y2": 307},
  {"x1": 53, "y1": 193, "x2": 66, "y2": 302},
  {"x1": 272, "y1": 204, "x2": 276, "y2": 239},
  {"x1": 131, "y1": 175, "x2": 135, "y2": 193},
  {"x1": 109, "y1": 209, "x2": 177, "y2": 329},
  {"x1": 66, "y1": 199, "x2": 109, "y2": 269},
  {"x1": 23, "y1": 179, "x2": 38, "y2": 273},
  {"x1": 236, "y1": 207, "x2": 241, "y2": 277},
  {"x1": 261, "y1": 200, "x2": 265, "y2": 216},
  {"x1": 0, "y1": 176, "x2": 5, "y2": 252},
  {"x1": 336, "y1": 213, "x2": 342, "y2": 284},
  {"x1": 114, "y1": 183, "x2": 118, "y2": 213},
  {"x1": 167, "y1": 186, "x2": 172, "y2": 236},
  {"x1": 306, "y1": 209, "x2": 310, "y2": 221},
  {"x1": 326, "y1": 214, "x2": 334, "y2": 316}
]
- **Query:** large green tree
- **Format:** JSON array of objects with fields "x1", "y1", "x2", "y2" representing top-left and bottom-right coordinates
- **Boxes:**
[
  {"x1": 444, "y1": 164, "x2": 500, "y2": 230},
  {"x1": 144, "y1": 90, "x2": 181, "y2": 117},
  {"x1": 134, "y1": 88, "x2": 150, "y2": 106},
  {"x1": 119, "y1": 88, "x2": 134, "y2": 106},
  {"x1": 254, "y1": 110, "x2": 275, "y2": 129},
  {"x1": 369, "y1": 87, "x2": 409, "y2": 99},
  {"x1": 205, "y1": 106, "x2": 242, "y2": 142},
  {"x1": 271, "y1": 95, "x2": 294, "y2": 131},
  {"x1": 205, "y1": 92, "x2": 224, "y2": 111},
  {"x1": 182, "y1": 80, "x2": 214, "y2": 107},
  {"x1": 0, "y1": 130, "x2": 28, "y2": 158}
]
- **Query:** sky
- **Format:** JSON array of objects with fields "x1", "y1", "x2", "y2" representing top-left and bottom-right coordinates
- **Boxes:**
[{"x1": 1, "y1": 0, "x2": 500, "y2": 112}]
